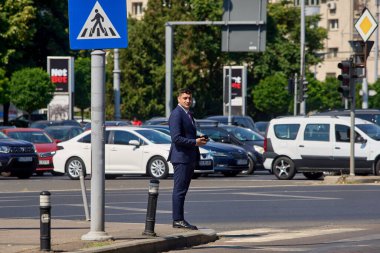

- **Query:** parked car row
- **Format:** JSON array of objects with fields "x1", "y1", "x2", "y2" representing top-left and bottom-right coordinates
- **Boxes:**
[
  {"x1": 143, "y1": 125, "x2": 250, "y2": 177},
  {"x1": 52, "y1": 127, "x2": 214, "y2": 180}
]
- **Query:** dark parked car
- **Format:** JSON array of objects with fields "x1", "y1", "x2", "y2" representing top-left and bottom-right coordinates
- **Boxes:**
[
  {"x1": 143, "y1": 117, "x2": 168, "y2": 125},
  {"x1": 83, "y1": 121, "x2": 131, "y2": 131},
  {"x1": 30, "y1": 120, "x2": 81, "y2": 129},
  {"x1": 0, "y1": 132, "x2": 38, "y2": 179},
  {"x1": 143, "y1": 125, "x2": 250, "y2": 177},
  {"x1": 1, "y1": 128, "x2": 58, "y2": 176},
  {"x1": 8, "y1": 114, "x2": 47, "y2": 127},
  {"x1": 255, "y1": 121, "x2": 269, "y2": 136},
  {"x1": 44, "y1": 125, "x2": 84, "y2": 142},
  {"x1": 197, "y1": 125, "x2": 263, "y2": 175},
  {"x1": 205, "y1": 115, "x2": 258, "y2": 132}
]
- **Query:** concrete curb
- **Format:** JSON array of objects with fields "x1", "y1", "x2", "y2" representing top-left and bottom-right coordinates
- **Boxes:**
[
  {"x1": 72, "y1": 228, "x2": 218, "y2": 253},
  {"x1": 323, "y1": 176, "x2": 380, "y2": 184}
]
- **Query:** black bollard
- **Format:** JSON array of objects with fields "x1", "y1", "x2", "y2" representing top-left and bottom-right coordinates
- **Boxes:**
[
  {"x1": 40, "y1": 191, "x2": 51, "y2": 251},
  {"x1": 143, "y1": 179, "x2": 160, "y2": 236}
]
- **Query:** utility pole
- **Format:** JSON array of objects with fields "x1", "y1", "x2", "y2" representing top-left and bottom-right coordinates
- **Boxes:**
[
  {"x1": 375, "y1": 0, "x2": 379, "y2": 82},
  {"x1": 299, "y1": 0, "x2": 306, "y2": 115},
  {"x1": 113, "y1": 49, "x2": 121, "y2": 120}
]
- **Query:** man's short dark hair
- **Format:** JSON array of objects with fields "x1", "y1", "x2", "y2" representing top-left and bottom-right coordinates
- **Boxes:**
[{"x1": 178, "y1": 88, "x2": 192, "y2": 96}]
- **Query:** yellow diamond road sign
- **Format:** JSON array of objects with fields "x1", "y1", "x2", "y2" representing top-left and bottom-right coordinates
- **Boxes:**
[{"x1": 355, "y1": 8, "x2": 378, "y2": 42}]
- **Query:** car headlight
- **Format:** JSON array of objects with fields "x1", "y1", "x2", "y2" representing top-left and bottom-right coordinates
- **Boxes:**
[
  {"x1": 254, "y1": 145, "x2": 264, "y2": 154},
  {"x1": 209, "y1": 151, "x2": 229, "y2": 157},
  {"x1": 201, "y1": 153, "x2": 213, "y2": 160},
  {"x1": 39, "y1": 151, "x2": 56, "y2": 158},
  {"x1": 0, "y1": 146, "x2": 10, "y2": 153}
]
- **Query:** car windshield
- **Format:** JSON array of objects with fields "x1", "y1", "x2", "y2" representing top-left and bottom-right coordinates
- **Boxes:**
[
  {"x1": 45, "y1": 128, "x2": 70, "y2": 141},
  {"x1": 7, "y1": 131, "x2": 53, "y2": 143},
  {"x1": 223, "y1": 127, "x2": 264, "y2": 141},
  {"x1": 356, "y1": 123, "x2": 380, "y2": 141},
  {"x1": 135, "y1": 129, "x2": 171, "y2": 144}
]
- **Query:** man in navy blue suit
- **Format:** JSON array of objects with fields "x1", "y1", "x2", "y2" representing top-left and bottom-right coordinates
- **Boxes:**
[{"x1": 168, "y1": 88, "x2": 208, "y2": 230}]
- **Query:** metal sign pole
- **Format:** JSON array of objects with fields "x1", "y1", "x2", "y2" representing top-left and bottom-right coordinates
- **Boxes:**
[
  {"x1": 82, "y1": 50, "x2": 112, "y2": 241},
  {"x1": 113, "y1": 49, "x2": 121, "y2": 120}
]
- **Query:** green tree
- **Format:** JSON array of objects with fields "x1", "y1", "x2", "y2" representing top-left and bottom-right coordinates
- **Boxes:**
[
  {"x1": 252, "y1": 72, "x2": 291, "y2": 118},
  {"x1": 10, "y1": 68, "x2": 55, "y2": 119},
  {"x1": 369, "y1": 80, "x2": 380, "y2": 108},
  {"x1": 74, "y1": 57, "x2": 91, "y2": 121},
  {"x1": 246, "y1": 1, "x2": 327, "y2": 118},
  {"x1": 107, "y1": 0, "x2": 224, "y2": 120},
  {"x1": 0, "y1": 0, "x2": 71, "y2": 123},
  {"x1": 306, "y1": 76, "x2": 343, "y2": 112},
  {"x1": 106, "y1": 0, "x2": 327, "y2": 120}
]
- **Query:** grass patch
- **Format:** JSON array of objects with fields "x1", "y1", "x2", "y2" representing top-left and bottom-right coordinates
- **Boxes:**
[{"x1": 84, "y1": 240, "x2": 113, "y2": 249}]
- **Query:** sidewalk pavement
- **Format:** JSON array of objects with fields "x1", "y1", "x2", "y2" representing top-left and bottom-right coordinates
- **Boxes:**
[
  {"x1": 0, "y1": 218, "x2": 218, "y2": 253},
  {"x1": 323, "y1": 175, "x2": 380, "y2": 184}
]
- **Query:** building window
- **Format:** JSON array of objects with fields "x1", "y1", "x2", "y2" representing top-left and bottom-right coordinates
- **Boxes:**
[
  {"x1": 328, "y1": 19, "x2": 339, "y2": 30},
  {"x1": 294, "y1": 0, "x2": 320, "y2": 6},
  {"x1": 132, "y1": 2, "x2": 143, "y2": 15},
  {"x1": 326, "y1": 48, "x2": 338, "y2": 58}
]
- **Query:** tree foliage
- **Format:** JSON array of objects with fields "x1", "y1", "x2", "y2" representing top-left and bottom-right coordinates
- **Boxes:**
[
  {"x1": 9, "y1": 68, "x2": 55, "y2": 117},
  {"x1": 74, "y1": 57, "x2": 91, "y2": 120},
  {"x1": 106, "y1": 0, "x2": 224, "y2": 120},
  {"x1": 106, "y1": 0, "x2": 327, "y2": 120},
  {"x1": 252, "y1": 72, "x2": 291, "y2": 118}
]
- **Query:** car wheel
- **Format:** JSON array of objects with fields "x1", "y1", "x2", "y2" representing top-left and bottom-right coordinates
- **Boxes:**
[
  {"x1": 273, "y1": 156, "x2": 296, "y2": 180},
  {"x1": 147, "y1": 156, "x2": 169, "y2": 179},
  {"x1": 222, "y1": 171, "x2": 240, "y2": 177},
  {"x1": 303, "y1": 172, "x2": 324, "y2": 180},
  {"x1": 245, "y1": 156, "x2": 256, "y2": 175},
  {"x1": 374, "y1": 160, "x2": 380, "y2": 175},
  {"x1": 66, "y1": 157, "x2": 86, "y2": 180}
]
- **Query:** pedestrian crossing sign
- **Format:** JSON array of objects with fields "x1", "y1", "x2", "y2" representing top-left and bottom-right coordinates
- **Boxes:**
[{"x1": 68, "y1": 0, "x2": 128, "y2": 49}]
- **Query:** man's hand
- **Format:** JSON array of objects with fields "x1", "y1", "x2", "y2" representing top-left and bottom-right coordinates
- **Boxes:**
[{"x1": 196, "y1": 136, "x2": 208, "y2": 146}]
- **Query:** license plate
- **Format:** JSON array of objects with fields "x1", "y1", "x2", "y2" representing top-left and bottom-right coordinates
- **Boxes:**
[
  {"x1": 19, "y1": 157, "x2": 33, "y2": 162},
  {"x1": 199, "y1": 160, "x2": 212, "y2": 166},
  {"x1": 237, "y1": 159, "x2": 248, "y2": 165},
  {"x1": 39, "y1": 160, "x2": 50, "y2": 165}
]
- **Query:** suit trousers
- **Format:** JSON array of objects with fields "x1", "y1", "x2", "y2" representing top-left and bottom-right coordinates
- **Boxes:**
[{"x1": 172, "y1": 162, "x2": 195, "y2": 221}]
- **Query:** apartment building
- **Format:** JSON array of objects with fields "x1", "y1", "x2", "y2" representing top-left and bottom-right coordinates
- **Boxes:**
[
  {"x1": 317, "y1": 0, "x2": 380, "y2": 84},
  {"x1": 127, "y1": 0, "x2": 148, "y2": 20}
]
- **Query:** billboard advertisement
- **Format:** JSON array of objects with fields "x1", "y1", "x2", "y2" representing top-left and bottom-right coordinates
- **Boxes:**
[
  {"x1": 223, "y1": 66, "x2": 247, "y2": 116},
  {"x1": 47, "y1": 57, "x2": 74, "y2": 120}
]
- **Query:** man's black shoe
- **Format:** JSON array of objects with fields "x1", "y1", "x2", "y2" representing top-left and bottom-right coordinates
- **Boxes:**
[{"x1": 173, "y1": 220, "x2": 198, "y2": 230}]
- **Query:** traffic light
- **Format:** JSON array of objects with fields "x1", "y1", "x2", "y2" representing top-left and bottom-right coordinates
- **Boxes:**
[
  {"x1": 297, "y1": 77, "x2": 308, "y2": 102},
  {"x1": 287, "y1": 78, "x2": 294, "y2": 95},
  {"x1": 302, "y1": 79, "x2": 308, "y2": 99},
  {"x1": 337, "y1": 60, "x2": 352, "y2": 99}
]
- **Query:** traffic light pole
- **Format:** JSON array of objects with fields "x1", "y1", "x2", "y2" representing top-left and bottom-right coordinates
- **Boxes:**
[
  {"x1": 350, "y1": 94, "x2": 355, "y2": 176},
  {"x1": 299, "y1": 0, "x2": 306, "y2": 115},
  {"x1": 294, "y1": 73, "x2": 298, "y2": 116}
]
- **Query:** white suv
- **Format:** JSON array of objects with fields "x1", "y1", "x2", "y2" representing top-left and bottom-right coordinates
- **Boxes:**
[{"x1": 263, "y1": 116, "x2": 380, "y2": 180}]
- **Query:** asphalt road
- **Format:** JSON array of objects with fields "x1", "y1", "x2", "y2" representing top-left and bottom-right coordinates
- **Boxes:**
[{"x1": 2, "y1": 172, "x2": 380, "y2": 252}]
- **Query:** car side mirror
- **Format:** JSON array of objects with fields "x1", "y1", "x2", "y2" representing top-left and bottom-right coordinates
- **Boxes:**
[
  {"x1": 356, "y1": 136, "x2": 367, "y2": 144},
  {"x1": 129, "y1": 140, "x2": 140, "y2": 146}
]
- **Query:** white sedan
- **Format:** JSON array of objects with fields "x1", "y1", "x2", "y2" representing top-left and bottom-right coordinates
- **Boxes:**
[{"x1": 53, "y1": 126, "x2": 212, "y2": 179}]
